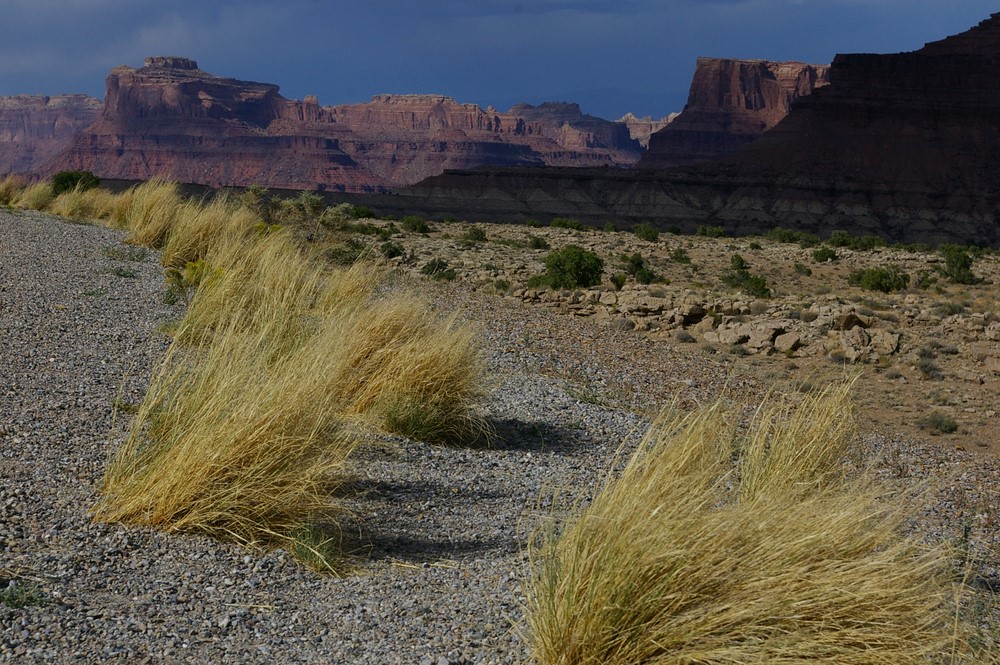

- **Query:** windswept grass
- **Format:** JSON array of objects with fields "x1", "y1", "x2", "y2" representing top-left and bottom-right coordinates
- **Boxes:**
[
  {"x1": 0, "y1": 175, "x2": 25, "y2": 205},
  {"x1": 14, "y1": 182, "x2": 55, "y2": 211},
  {"x1": 92, "y1": 178, "x2": 484, "y2": 569},
  {"x1": 527, "y1": 384, "x2": 994, "y2": 664}
]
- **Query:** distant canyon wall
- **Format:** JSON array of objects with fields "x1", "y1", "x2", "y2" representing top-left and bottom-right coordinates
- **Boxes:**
[
  {"x1": 637, "y1": 58, "x2": 830, "y2": 168},
  {"x1": 384, "y1": 13, "x2": 1000, "y2": 246},
  {"x1": 0, "y1": 95, "x2": 101, "y2": 175},
  {"x1": 46, "y1": 57, "x2": 644, "y2": 191}
]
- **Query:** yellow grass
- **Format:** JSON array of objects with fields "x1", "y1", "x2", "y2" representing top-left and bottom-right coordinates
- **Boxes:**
[
  {"x1": 527, "y1": 384, "x2": 995, "y2": 664},
  {"x1": 14, "y1": 182, "x2": 55, "y2": 211},
  {"x1": 122, "y1": 179, "x2": 182, "y2": 247},
  {"x1": 95, "y1": 180, "x2": 485, "y2": 569},
  {"x1": 0, "y1": 175, "x2": 25, "y2": 205},
  {"x1": 49, "y1": 184, "x2": 122, "y2": 221}
]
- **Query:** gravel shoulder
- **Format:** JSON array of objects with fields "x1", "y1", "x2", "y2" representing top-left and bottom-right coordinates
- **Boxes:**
[{"x1": 1, "y1": 210, "x2": 997, "y2": 663}]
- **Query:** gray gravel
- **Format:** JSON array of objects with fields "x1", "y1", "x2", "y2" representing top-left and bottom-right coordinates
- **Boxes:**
[{"x1": 1, "y1": 209, "x2": 997, "y2": 663}]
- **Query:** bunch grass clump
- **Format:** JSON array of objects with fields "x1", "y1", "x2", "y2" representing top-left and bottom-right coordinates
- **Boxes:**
[
  {"x1": 0, "y1": 175, "x2": 25, "y2": 205},
  {"x1": 14, "y1": 181, "x2": 55, "y2": 211},
  {"x1": 527, "y1": 384, "x2": 993, "y2": 664},
  {"x1": 96, "y1": 181, "x2": 485, "y2": 568}
]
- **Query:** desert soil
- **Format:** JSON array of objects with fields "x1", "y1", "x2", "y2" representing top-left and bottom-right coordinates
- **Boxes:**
[{"x1": 2, "y1": 209, "x2": 999, "y2": 663}]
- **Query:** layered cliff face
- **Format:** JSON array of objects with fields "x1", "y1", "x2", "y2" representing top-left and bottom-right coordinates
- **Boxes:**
[
  {"x1": 617, "y1": 112, "x2": 677, "y2": 148},
  {"x1": 51, "y1": 58, "x2": 643, "y2": 191},
  {"x1": 387, "y1": 14, "x2": 1000, "y2": 246},
  {"x1": 0, "y1": 95, "x2": 102, "y2": 175},
  {"x1": 637, "y1": 58, "x2": 829, "y2": 168}
]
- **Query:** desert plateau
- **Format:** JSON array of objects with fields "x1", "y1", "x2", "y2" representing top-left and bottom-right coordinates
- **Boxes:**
[{"x1": 3, "y1": 5, "x2": 1000, "y2": 665}]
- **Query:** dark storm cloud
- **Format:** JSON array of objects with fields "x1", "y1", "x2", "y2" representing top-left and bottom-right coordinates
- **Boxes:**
[{"x1": 0, "y1": 1, "x2": 997, "y2": 119}]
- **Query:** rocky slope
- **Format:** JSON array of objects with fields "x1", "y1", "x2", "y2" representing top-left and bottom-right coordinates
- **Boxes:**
[
  {"x1": 50, "y1": 57, "x2": 643, "y2": 192},
  {"x1": 637, "y1": 58, "x2": 829, "y2": 168},
  {"x1": 385, "y1": 13, "x2": 1000, "y2": 246},
  {"x1": 0, "y1": 95, "x2": 101, "y2": 176}
]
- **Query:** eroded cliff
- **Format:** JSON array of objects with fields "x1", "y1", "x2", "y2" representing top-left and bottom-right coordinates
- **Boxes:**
[
  {"x1": 50, "y1": 58, "x2": 643, "y2": 191},
  {"x1": 637, "y1": 58, "x2": 829, "y2": 168},
  {"x1": 0, "y1": 95, "x2": 102, "y2": 175}
]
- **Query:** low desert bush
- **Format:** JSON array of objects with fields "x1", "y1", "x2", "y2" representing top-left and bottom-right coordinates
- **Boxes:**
[
  {"x1": 51, "y1": 170, "x2": 99, "y2": 195},
  {"x1": 848, "y1": 265, "x2": 910, "y2": 292},
  {"x1": 540, "y1": 245, "x2": 603, "y2": 289},
  {"x1": 550, "y1": 217, "x2": 585, "y2": 231},
  {"x1": 631, "y1": 223, "x2": 659, "y2": 242},
  {"x1": 527, "y1": 384, "x2": 991, "y2": 664},
  {"x1": 919, "y1": 411, "x2": 958, "y2": 434}
]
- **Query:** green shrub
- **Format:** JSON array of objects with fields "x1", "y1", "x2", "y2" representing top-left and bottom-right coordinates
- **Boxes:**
[
  {"x1": 610, "y1": 273, "x2": 626, "y2": 290},
  {"x1": 722, "y1": 257, "x2": 771, "y2": 298},
  {"x1": 847, "y1": 265, "x2": 910, "y2": 292},
  {"x1": 550, "y1": 217, "x2": 586, "y2": 231},
  {"x1": 827, "y1": 231, "x2": 885, "y2": 251},
  {"x1": 528, "y1": 235, "x2": 551, "y2": 250},
  {"x1": 793, "y1": 262, "x2": 812, "y2": 276},
  {"x1": 696, "y1": 224, "x2": 726, "y2": 238},
  {"x1": 938, "y1": 244, "x2": 976, "y2": 284},
  {"x1": 421, "y1": 258, "x2": 450, "y2": 276},
  {"x1": 462, "y1": 226, "x2": 487, "y2": 243},
  {"x1": 401, "y1": 215, "x2": 430, "y2": 233},
  {"x1": 603, "y1": 222, "x2": 617, "y2": 233},
  {"x1": 541, "y1": 245, "x2": 604, "y2": 289},
  {"x1": 0, "y1": 583, "x2": 46, "y2": 608},
  {"x1": 349, "y1": 205, "x2": 374, "y2": 219},
  {"x1": 671, "y1": 247, "x2": 691, "y2": 264},
  {"x1": 766, "y1": 227, "x2": 819, "y2": 247},
  {"x1": 52, "y1": 170, "x2": 99, "y2": 196},
  {"x1": 380, "y1": 241, "x2": 405, "y2": 259},
  {"x1": 812, "y1": 246, "x2": 839, "y2": 263},
  {"x1": 748, "y1": 241, "x2": 763, "y2": 250},
  {"x1": 920, "y1": 411, "x2": 958, "y2": 434},
  {"x1": 620, "y1": 252, "x2": 659, "y2": 285},
  {"x1": 631, "y1": 223, "x2": 660, "y2": 242}
]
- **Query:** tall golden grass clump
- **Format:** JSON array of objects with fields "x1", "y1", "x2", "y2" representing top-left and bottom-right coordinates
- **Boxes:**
[
  {"x1": 122, "y1": 179, "x2": 182, "y2": 247},
  {"x1": 527, "y1": 384, "x2": 993, "y2": 664},
  {"x1": 49, "y1": 184, "x2": 123, "y2": 222},
  {"x1": 96, "y1": 180, "x2": 484, "y2": 567},
  {"x1": 14, "y1": 181, "x2": 55, "y2": 211},
  {"x1": 0, "y1": 175, "x2": 25, "y2": 205}
]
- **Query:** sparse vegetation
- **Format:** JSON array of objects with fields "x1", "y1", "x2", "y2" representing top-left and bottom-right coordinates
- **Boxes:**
[
  {"x1": 535, "y1": 245, "x2": 604, "y2": 289},
  {"x1": 721, "y1": 253, "x2": 771, "y2": 298},
  {"x1": 51, "y1": 170, "x2": 99, "y2": 196},
  {"x1": 939, "y1": 243, "x2": 977, "y2": 284},
  {"x1": 549, "y1": 217, "x2": 586, "y2": 231},
  {"x1": 920, "y1": 410, "x2": 958, "y2": 434},
  {"x1": 848, "y1": 265, "x2": 910, "y2": 292},
  {"x1": 631, "y1": 223, "x2": 659, "y2": 242},
  {"x1": 527, "y1": 385, "x2": 988, "y2": 664},
  {"x1": 0, "y1": 583, "x2": 46, "y2": 609},
  {"x1": 812, "y1": 246, "x2": 839, "y2": 262}
]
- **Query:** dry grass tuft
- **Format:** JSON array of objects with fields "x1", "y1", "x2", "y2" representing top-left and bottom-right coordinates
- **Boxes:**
[
  {"x1": 96, "y1": 184, "x2": 485, "y2": 568},
  {"x1": 527, "y1": 384, "x2": 995, "y2": 664},
  {"x1": 123, "y1": 179, "x2": 182, "y2": 247},
  {"x1": 49, "y1": 184, "x2": 122, "y2": 221},
  {"x1": 0, "y1": 175, "x2": 25, "y2": 205},
  {"x1": 14, "y1": 182, "x2": 55, "y2": 211}
]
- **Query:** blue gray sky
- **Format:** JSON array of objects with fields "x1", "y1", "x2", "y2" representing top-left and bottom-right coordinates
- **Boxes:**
[{"x1": 2, "y1": 1, "x2": 997, "y2": 120}]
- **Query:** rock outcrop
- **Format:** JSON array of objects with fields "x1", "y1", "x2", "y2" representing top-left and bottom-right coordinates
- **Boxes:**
[
  {"x1": 637, "y1": 58, "x2": 830, "y2": 168},
  {"x1": 385, "y1": 13, "x2": 1000, "y2": 246},
  {"x1": 0, "y1": 95, "x2": 102, "y2": 176},
  {"x1": 616, "y1": 112, "x2": 677, "y2": 148},
  {"x1": 49, "y1": 57, "x2": 643, "y2": 191}
]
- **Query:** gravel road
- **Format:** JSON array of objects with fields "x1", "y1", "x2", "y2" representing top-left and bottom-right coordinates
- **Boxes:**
[{"x1": 1, "y1": 209, "x2": 997, "y2": 663}]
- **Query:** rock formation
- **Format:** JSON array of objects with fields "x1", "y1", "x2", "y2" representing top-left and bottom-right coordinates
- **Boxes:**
[
  {"x1": 616, "y1": 112, "x2": 677, "y2": 148},
  {"x1": 637, "y1": 58, "x2": 830, "y2": 168},
  {"x1": 0, "y1": 95, "x2": 102, "y2": 176},
  {"x1": 49, "y1": 57, "x2": 643, "y2": 191},
  {"x1": 385, "y1": 13, "x2": 1000, "y2": 246}
]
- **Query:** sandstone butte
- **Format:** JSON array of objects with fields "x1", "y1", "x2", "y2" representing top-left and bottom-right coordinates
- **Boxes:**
[
  {"x1": 0, "y1": 94, "x2": 101, "y2": 175},
  {"x1": 385, "y1": 12, "x2": 1000, "y2": 246},
  {"x1": 637, "y1": 58, "x2": 830, "y2": 168},
  {"x1": 43, "y1": 56, "x2": 642, "y2": 192}
]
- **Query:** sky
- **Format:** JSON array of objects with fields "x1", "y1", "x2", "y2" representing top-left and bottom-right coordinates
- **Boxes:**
[{"x1": 1, "y1": 1, "x2": 997, "y2": 121}]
